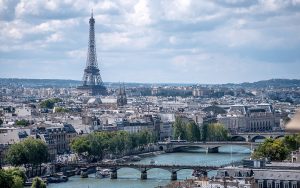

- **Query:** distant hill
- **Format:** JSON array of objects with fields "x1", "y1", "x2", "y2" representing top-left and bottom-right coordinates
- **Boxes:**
[
  {"x1": 0, "y1": 78, "x2": 299, "y2": 88},
  {"x1": 239, "y1": 79, "x2": 300, "y2": 88},
  {"x1": 0, "y1": 78, "x2": 151, "y2": 88},
  {"x1": 0, "y1": 78, "x2": 81, "y2": 88}
]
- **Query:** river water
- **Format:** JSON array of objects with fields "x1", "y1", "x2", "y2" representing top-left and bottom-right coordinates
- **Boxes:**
[{"x1": 49, "y1": 146, "x2": 250, "y2": 188}]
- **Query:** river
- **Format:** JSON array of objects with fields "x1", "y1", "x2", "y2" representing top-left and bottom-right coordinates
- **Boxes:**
[{"x1": 48, "y1": 146, "x2": 250, "y2": 188}]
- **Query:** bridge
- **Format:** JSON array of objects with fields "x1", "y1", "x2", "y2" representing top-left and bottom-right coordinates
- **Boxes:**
[
  {"x1": 158, "y1": 131, "x2": 291, "y2": 153},
  {"x1": 55, "y1": 162, "x2": 225, "y2": 180},
  {"x1": 158, "y1": 141, "x2": 260, "y2": 153},
  {"x1": 230, "y1": 132, "x2": 289, "y2": 142}
]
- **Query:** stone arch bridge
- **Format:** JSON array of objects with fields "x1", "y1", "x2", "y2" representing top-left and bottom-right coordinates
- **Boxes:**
[
  {"x1": 230, "y1": 132, "x2": 288, "y2": 142},
  {"x1": 158, "y1": 141, "x2": 260, "y2": 153},
  {"x1": 158, "y1": 132, "x2": 290, "y2": 153},
  {"x1": 55, "y1": 162, "x2": 222, "y2": 180}
]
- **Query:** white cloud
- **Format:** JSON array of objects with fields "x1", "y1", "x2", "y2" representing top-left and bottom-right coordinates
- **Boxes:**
[
  {"x1": 46, "y1": 32, "x2": 63, "y2": 43},
  {"x1": 127, "y1": 0, "x2": 152, "y2": 26},
  {"x1": 66, "y1": 49, "x2": 86, "y2": 59},
  {"x1": 0, "y1": 0, "x2": 299, "y2": 83}
]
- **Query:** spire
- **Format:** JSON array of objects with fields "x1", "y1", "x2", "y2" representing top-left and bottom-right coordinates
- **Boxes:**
[{"x1": 91, "y1": 9, "x2": 93, "y2": 18}]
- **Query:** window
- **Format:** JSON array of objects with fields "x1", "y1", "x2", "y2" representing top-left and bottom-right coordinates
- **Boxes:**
[
  {"x1": 284, "y1": 182, "x2": 289, "y2": 188},
  {"x1": 292, "y1": 183, "x2": 297, "y2": 188},
  {"x1": 268, "y1": 182, "x2": 272, "y2": 188},
  {"x1": 275, "y1": 183, "x2": 280, "y2": 188},
  {"x1": 259, "y1": 182, "x2": 263, "y2": 188}
]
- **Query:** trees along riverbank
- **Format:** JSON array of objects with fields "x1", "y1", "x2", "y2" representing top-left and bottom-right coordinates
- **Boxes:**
[
  {"x1": 252, "y1": 134, "x2": 300, "y2": 161},
  {"x1": 172, "y1": 117, "x2": 229, "y2": 141},
  {"x1": 70, "y1": 130, "x2": 158, "y2": 161},
  {"x1": 5, "y1": 138, "x2": 49, "y2": 176}
]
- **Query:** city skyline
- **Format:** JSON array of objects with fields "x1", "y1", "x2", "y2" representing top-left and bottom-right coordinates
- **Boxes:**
[{"x1": 1, "y1": 0, "x2": 300, "y2": 84}]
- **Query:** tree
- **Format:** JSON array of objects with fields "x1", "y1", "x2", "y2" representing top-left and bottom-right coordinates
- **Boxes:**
[
  {"x1": 12, "y1": 176, "x2": 23, "y2": 188},
  {"x1": 186, "y1": 122, "x2": 201, "y2": 141},
  {"x1": 0, "y1": 169, "x2": 13, "y2": 188},
  {"x1": 15, "y1": 119, "x2": 30, "y2": 126},
  {"x1": 23, "y1": 138, "x2": 48, "y2": 170},
  {"x1": 6, "y1": 168, "x2": 26, "y2": 184},
  {"x1": 252, "y1": 138, "x2": 289, "y2": 161},
  {"x1": 283, "y1": 135, "x2": 300, "y2": 151},
  {"x1": 201, "y1": 123, "x2": 208, "y2": 141},
  {"x1": 6, "y1": 138, "x2": 49, "y2": 174},
  {"x1": 71, "y1": 136, "x2": 91, "y2": 155},
  {"x1": 206, "y1": 123, "x2": 228, "y2": 141},
  {"x1": 173, "y1": 117, "x2": 186, "y2": 140},
  {"x1": 40, "y1": 98, "x2": 62, "y2": 109},
  {"x1": 6, "y1": 143, "x2": 28, "y2": 167},
  {"x1": 0, "y1": 168, "x2": 25, "y2": 188},
  {"x1": 31, "y1": 177, "x2": 46, "y2": 188},
  {"x1": 252, "y1": 134, "x2": 300, "y2": 161}
]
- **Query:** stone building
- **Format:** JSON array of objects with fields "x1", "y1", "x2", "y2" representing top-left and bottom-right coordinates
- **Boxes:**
[
  {"x1": 218, "y1": 104, "x2": 281, "y2": 133},
  {"x1": 216, "y1": 167, "x2": 300, "y2": 188},
  {"x1": 35, "y1": 124, "x2": 77, "y2": 161},
  {"x1": 0, "y1": 127, "x2": 30, "y2": 144}
]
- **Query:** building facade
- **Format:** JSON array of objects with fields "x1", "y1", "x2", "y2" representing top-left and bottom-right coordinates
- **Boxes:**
[{"x1": 218, "y1": 104, "x2": 281, "y2": 133}]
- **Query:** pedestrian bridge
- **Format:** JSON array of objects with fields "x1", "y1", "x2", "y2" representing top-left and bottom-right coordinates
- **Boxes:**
[{"x1": 157, "y1": 141, "x2": 260, "y2": 153}]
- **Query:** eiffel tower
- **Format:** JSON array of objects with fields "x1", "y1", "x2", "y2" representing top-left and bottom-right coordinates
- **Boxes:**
[{"x1": 77, "y1": 11, "x2": 107, "y2": 96}]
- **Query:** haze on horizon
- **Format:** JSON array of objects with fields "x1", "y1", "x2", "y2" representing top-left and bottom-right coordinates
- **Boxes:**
[{"x1": 0, "y1": 0, "x2": 300, "y2": 84}]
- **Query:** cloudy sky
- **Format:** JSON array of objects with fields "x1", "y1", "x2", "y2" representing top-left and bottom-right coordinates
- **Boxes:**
[{"x1": 0, "y1": 0, "x2": 300, "y2": 84}]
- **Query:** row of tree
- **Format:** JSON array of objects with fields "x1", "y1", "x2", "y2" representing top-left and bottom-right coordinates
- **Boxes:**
[
  {"x1": 172, "y1": 117, "x2": 229, "y2": 141},
  {"x1": 252, "y1": 134, "x2": 300, "y2": 161},
  {"x1": 71, "y1": 130, "x2": 157, "y2": 161}
]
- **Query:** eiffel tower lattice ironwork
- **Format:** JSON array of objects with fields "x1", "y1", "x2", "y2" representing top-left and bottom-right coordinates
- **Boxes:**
[{"x1": 78, "y1": 11, "x2": 107, "y2": 95}]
